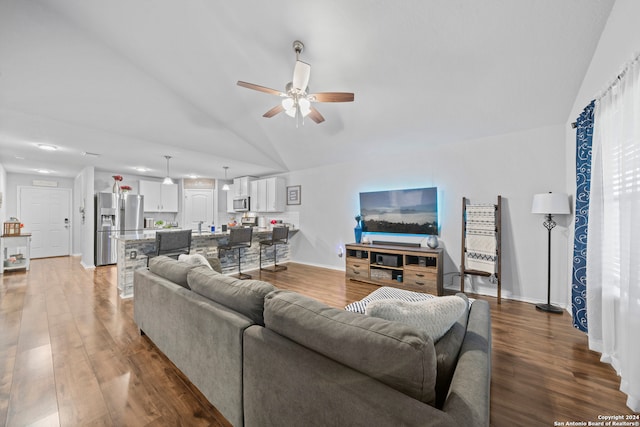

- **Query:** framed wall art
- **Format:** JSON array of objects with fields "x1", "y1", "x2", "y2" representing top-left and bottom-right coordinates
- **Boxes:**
[{"x1": 287, "y1": 185, "x2": 301, "y2": 205}]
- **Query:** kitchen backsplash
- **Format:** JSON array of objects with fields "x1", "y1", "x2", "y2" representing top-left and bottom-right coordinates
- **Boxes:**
[{"x1": 217, "y1": 211, "x2": 300, "y2": 230}]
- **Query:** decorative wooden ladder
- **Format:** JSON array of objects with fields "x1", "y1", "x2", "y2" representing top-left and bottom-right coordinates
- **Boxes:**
[{"x1": 460, "y1": 195, "x2": 502, "y2": 304}]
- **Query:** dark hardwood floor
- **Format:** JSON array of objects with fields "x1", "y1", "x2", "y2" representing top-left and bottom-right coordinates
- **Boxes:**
[{"x1": 0, "y1": 257, "x2": 636, "y2": 426}]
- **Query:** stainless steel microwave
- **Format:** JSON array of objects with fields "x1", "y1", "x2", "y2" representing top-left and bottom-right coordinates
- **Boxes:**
[{"x1": 233, "y1": 196, "x2": 250, "y2": 212}]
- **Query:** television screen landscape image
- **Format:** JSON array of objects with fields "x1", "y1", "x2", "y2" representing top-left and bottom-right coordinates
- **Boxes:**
[{"x1": 359, "y1": 187, "x2": 438, "y2": 235}]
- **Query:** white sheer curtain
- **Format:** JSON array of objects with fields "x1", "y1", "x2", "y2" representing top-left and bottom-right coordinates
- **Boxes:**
[{"x1": 587, "y1": 54, "x2": 640, "y2": 412}]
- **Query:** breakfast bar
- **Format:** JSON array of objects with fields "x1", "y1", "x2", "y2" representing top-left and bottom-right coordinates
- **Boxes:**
[{"x1": 115, "y1": 228, "x2": 297, "y2": 298}]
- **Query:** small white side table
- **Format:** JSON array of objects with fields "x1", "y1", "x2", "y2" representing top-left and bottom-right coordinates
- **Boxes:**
[{"x1": 1, "y1": 233, "x2": 32, "y2": 274}]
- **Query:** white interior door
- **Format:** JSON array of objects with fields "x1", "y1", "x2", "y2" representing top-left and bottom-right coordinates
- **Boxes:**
[
  {"x1": 183, "y1": 189, "x2": 213, "y2": 230},
  {"x1": 19, "y1": 187, "x2": 71, "y2": 258}
]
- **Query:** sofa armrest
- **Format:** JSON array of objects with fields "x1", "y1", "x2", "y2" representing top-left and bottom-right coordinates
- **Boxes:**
[
  {"x1": 442, "y1": 299, "x2": 492, "y2": 427},
  {"x1": 134, "y1": 268, "x2": 253, "y2": 427}
]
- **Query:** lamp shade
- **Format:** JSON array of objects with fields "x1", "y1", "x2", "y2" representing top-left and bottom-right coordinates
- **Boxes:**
[{"x1": 531, "y1": 192, "x2": 570, "y2": 215}]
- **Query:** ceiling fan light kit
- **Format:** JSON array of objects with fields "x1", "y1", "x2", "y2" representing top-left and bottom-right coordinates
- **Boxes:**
[{"x1": 237, "y1": 40, "x2": 354, "y2": 125}]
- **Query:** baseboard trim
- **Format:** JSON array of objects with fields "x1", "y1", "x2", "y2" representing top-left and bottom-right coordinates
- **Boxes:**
[
  {"x1": 287, "y1": 259, "x2": 345, "y2": 272},
  {"x1": 443, "y1": 283, "x2": 570, "y2": 311},
  {"x1": 80, "y1": 261, "x2": 96, "y2": 269}
]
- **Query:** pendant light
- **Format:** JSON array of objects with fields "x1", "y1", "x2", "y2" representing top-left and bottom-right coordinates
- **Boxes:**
[
  {"x1": 222, "y1": 166, "x2": 230, "y2": 191},
  {"x1": 162, "y1": 155, "x2": 174, "y2": 185}
]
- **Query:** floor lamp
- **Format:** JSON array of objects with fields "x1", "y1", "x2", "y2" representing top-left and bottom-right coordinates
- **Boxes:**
[{"x1": 531, "y1": 192, "x2": 570, "y2": 314}]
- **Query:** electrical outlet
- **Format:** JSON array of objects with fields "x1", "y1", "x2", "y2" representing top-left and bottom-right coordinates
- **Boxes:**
[{"x1": 130, "y1": 250, "x2": 137, "y2": 259}]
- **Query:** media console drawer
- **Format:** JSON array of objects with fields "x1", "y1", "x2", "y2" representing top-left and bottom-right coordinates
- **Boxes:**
[
  {"x1": 346, "y1": 258, "x2": 369, "y2": 279},
  {"x1": 403, "y1": 268, "x2": 437, "y2": 290}
]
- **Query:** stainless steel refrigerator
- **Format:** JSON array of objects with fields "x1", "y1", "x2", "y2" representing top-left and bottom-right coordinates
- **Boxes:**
[{"x1": 95, "y1": 192, "x2": 144, "y2": 266}]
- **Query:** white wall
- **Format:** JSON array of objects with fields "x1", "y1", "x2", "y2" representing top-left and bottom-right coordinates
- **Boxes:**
[
  {"x1": 4, "y1": 173, "x2": 75, "y2": 219},
  {"x1": 78, "y1": 166, "x2": 95, "y2": 268},
  {"x1": 564, "y1": 0, "x2": 640, "y2": 304},
  {"x1": 284, "y1": 124, "x2": 569, "y2": 306},
  {"x1": 0, "y1": 163, "x2": 7, "y2": 223}
]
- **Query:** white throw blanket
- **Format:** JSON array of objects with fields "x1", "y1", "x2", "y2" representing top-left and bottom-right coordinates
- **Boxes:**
[{"x1": 465, "y1": 203, "x2": 497, "y2": 274}]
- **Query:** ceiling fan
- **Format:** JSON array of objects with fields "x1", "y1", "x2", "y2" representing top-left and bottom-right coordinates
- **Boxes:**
[{"x1": 237, "y1": 40, "x2": 354, "y2": 125}]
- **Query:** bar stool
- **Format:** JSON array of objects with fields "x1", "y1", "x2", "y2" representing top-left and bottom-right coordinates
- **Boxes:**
[
  {"x1": 218, "y1": 227, "x2": 253, "y2": 279},
  {"x1": 259, "y1": 226, "x2": 289, "y2": 272},
  {"x1": 146, "y1": 229, "x2": 192, "y2": 266}
]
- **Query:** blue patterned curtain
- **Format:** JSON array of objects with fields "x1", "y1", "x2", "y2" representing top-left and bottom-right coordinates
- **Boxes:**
[{"x1": 572, "y1": 100, "x2": 594, "y2": 332}]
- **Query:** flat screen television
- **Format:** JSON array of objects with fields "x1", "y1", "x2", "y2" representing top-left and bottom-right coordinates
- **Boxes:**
[{"x1": 359, "y1": 187, "x2": 438, "y2": 235}]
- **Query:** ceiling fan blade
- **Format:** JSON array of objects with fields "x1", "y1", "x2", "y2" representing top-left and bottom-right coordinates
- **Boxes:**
[
  {"x1": 308, "y1": 106, "x2": 325, "y2": 124},
  {"x1": 263, "y1": 104, "x2": 285, "y2": 118},
  {"x1": 309, "y1": 92, "x2": 355, "y2": 103},
  {"x1": 237, "y1": 81, "x2": 284, "y2": 96},
  {"x1": 292, "y1": 61, "x2": 311, "y2": 91}
]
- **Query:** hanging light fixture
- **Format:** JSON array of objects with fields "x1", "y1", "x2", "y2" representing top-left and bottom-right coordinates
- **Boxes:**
[
  {"x1": 222, "y1": 166, "x2": 230, "y2": 191},
  {"x1": 162, "y1": 155, "x2": 174, "y2": 185}
]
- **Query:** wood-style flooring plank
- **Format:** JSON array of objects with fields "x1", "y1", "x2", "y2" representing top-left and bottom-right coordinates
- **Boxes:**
[{"x1": 0, "y1": 257, "x2": 637, "y2": 427}]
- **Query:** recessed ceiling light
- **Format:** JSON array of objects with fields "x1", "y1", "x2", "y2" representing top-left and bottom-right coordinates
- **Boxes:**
[
  {"x1": 188, "y1": 174, "x2": 198, "y2": 179},
  {"x1": 15, "y1": 156, "x2": 25, "y2": 160},
  {"x1": 134, "y1": 167, "x2": 149, "y2": 172},
  {"x1": 37, "y1": 169, "x2": 52, "y2": 174},
  {"x1": 37, "y1": 144, "x2": 58, "y2": 151},
  {"x1": 81, "y1": 151, "x2": 100, "y2": 157}
]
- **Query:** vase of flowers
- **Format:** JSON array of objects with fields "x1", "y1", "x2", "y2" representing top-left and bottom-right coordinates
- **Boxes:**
[
  {"x1": 354, "y1": 214, "x2": 363, "y2": 244},
  {"x1": 112, "y1": 175, "x2": 123, "y2": 193},
  {"x1": 120, "y1": 185, "x2": 132, "y2": 193}
]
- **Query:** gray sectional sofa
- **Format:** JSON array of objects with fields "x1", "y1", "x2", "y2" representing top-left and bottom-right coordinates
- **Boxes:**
[{"x1": 134, "y1": 256, "x2": 491, "y2": 427}]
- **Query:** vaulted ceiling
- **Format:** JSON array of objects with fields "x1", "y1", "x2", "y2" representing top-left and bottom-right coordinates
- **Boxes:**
[{"x1": 0, "y1": 0, "x2": 615, "y2": 180}]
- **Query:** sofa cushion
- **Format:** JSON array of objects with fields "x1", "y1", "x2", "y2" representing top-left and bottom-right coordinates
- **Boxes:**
[
  {"x1": 149, "y1": 255, "x2": 197, "y2": 289},
  {"x1": 187, "y1": 267, "x2": 276, "y2": 325},
  {"x1": 264, "y1": 290, "x2": 438, "y2": 406},
  {"x1": 365, "y1": 295, "x2": 467, "y2": 341},
  {"x1": 364, "y1": 294, "x2": 470, "y2": 408}
]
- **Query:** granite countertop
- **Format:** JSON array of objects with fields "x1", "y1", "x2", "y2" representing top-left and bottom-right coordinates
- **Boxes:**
[{"x1": 115, "y1": 227, "x2": 296, "y2": 242}]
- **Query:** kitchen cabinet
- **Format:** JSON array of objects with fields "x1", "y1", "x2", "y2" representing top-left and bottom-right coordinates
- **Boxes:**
[
  {"x1": 139, "y1": 180, "x2": 178, "y2": 212},
  {"x1": 233, "y1": 176, "x2": 256, "y2": 197},
  {"x1": 250, "y1": 177, "x2": 286, "y2": 212},
  {"x1": 226, "y1": 185, "x2": 235, "y2": 213}
]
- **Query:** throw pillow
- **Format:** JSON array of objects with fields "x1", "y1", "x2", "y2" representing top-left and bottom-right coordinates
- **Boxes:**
[
  {"x1": 178, "y1": 253, "x2": 213, "y2": 270},
  {"x1": 365, "y1": 295, "x2": 467, "y2": 341},
  {"x1": 206, "y1": 257, "x2": 223, "y2": 273}
]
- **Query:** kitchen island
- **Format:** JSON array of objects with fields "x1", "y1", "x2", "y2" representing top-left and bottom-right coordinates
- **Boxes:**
[{"x1": 115, "y1": 228, "x2": 297, "y2": 298}]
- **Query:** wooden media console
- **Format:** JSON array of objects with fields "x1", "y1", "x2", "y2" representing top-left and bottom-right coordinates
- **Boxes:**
[{"x1": 345, "y1": 243, "x2": 444, "y2": 295}]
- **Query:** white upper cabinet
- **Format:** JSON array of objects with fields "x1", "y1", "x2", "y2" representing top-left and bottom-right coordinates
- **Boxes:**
[
  {"x1": 233, "y1": 176, "x2": 256, "y2": 197},
  {"x1": 139, "y1": 180, "x2": 178, "y2": 212},
  {"x1": 250, "y1": 177, "x2": 285, "y2": 212},
  {"x1": 226, "y1": 184, "x2": 235, "y2": 213},
  {"x1": 250, "y1": 179, "x2": 267, "y2": 212}
]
